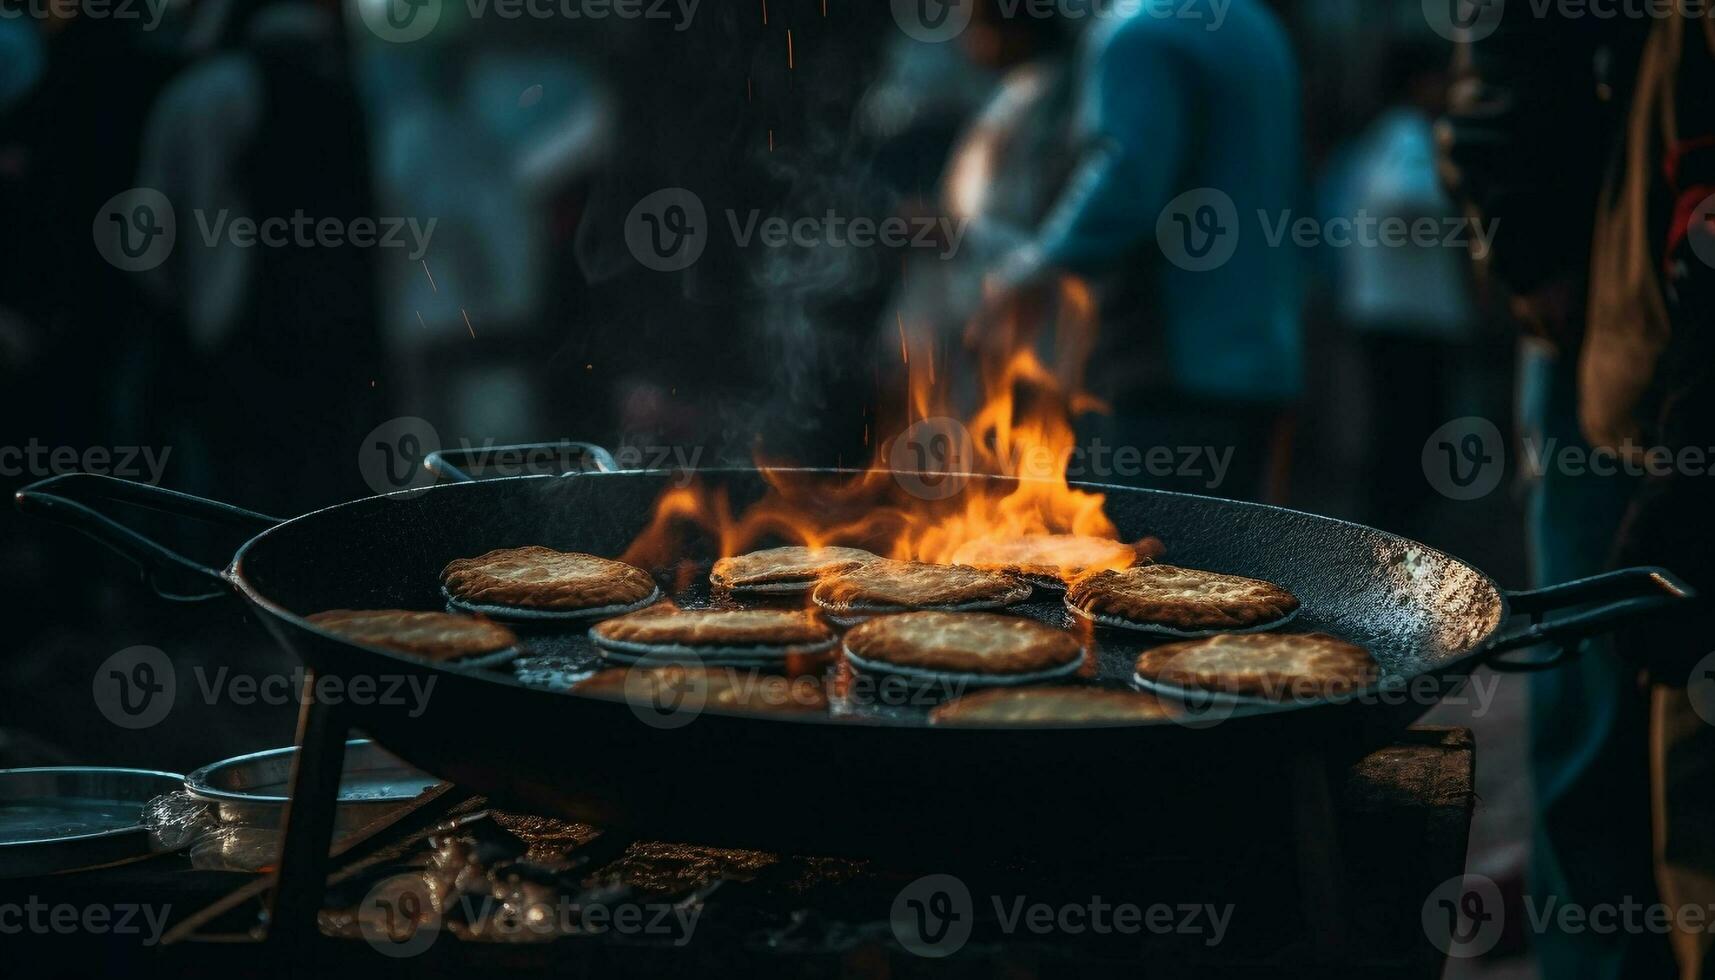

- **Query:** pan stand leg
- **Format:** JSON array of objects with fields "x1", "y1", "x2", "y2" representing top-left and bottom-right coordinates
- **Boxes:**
[
  {"x1": 1290, "y1": 751, "x2": 1349, "y2": 961},
  {"x1": 264, "y1": 668, "x2": 351, "y2": 948}
]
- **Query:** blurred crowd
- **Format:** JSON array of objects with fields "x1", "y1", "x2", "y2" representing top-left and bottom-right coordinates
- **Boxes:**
[{"x1": 2, "y1": 1, "x2": 1712, "y2": 976}]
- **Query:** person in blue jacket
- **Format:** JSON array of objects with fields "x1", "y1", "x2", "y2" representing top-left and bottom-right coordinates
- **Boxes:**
[{"x1": 957, "y1": 0, "x2": 1304, "y2": 501}]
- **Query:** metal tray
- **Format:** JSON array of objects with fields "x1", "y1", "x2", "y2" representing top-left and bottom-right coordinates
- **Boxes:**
[
  {"x1": 184, "y1": 740, "x2": 440, "y2": 834},
  {"x1": 0, "y1": 767, "x2": 185, "y2": 878}
]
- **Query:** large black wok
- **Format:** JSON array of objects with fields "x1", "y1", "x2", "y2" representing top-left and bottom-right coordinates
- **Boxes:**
[{"x1": 16, "y1": 447, "x2": 1692, "y2": 865}]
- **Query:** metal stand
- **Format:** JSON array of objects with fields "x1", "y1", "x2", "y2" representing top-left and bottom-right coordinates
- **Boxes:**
[
  {"x1": 264, "y1": 669, "x2": 353, "y2": 946},
  {"x1": 1290, "y1": 750, "x2": 1350, "y2": 960}
]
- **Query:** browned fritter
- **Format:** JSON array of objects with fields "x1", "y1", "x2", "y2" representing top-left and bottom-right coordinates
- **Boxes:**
[
  {"x1": 842, "y1": 611, "x2": 1083, "y2": 675},
  {"x1": 1065, "y1": 564, "x2": 1298, "y2": 632},
  {"x1": 442, "y1": 546, "x2": 657, "y2": 612},
  {"x1": 591, "y1": 607, "x2": 834, "y2": 650},
  {"x1": 811, "y1": 560, "x2": 1032, "y2": 618},
  {"x1": 307, "y1": 609, "x2": 517, "y2": 660},
  {"x1": 575, "y1": 665, "x2": 828, "y2": 714},
  {"x1": 931, "y1": 686, "x2": 1170, "y2": 725},
  {"x1": 709, "y1": 546, "x2": 878, "y2": 593},
  {"x1": 1134, "y1": 632, "x2": 1377, "y2": 699}
]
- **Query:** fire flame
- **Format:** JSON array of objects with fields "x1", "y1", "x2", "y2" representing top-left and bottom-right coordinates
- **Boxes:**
[{"x1": 621, "y1": 277, "x2": 1138, "y2": 582}]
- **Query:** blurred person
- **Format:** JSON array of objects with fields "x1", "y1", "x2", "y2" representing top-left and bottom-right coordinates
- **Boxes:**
[
  {"x1": 1328, "y1": 36, "x2": 1475, "y2": 536},
  {"x1": 952, "y1": 0, "x2": 1303, "y2": 501},
  {"x1": 350, "y1": 19, "x2": 609, "y2": 448},
  {"x1": 1443, "y1": 6, "x2": 1713, "y2": 977},
  {"x1": 0, "y1": 7, "x2": 184, "y2": 766},
  {"x1": 135, "y1": 0, "x2": 385, "y2": 514}
]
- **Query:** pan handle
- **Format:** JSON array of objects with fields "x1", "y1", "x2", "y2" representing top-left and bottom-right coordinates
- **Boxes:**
[
  {"x1": 14, "y1": 473, "x2": 282, "y2": 601},
  {"x1": 1484, "y1": 567, "x2": 1696, "y2": 670},
  {"x1": 423, "y1": 441, "x2": 619, "y2": 483}
]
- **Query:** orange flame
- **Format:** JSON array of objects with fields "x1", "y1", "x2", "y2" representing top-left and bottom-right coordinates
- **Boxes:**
[{"x1": 620, "y1": 277, "x2": 1137, "y2": 582}]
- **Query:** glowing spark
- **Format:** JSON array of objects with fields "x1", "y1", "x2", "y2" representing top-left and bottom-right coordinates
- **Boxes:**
[
  {"x1": 787, "y1": 30, "x2": 794, "y2": 69},
  {"x1": 760, "y1": 0, "x2": 766, "y2": 23},
  {"x1": 415, "y1": 311, "x2": 426, "y2": 329},
  {"x1": 421, "y1": 260, "x2": 437, "y2": 292},
  {"x1": 461, "y1": 309, "x2": 476, "y2": 338}
]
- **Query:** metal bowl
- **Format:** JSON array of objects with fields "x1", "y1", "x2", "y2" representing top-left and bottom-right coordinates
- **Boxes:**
[
  {"x1": 0, "y1": 767, "x2": 185, "y2": 877},
  {"x1": 184, "y1": 740, "x2": 440, "y2": 836}
]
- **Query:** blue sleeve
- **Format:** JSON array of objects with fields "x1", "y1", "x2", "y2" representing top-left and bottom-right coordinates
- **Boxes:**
[{"x1": 1034, "y1": 24, "x2": 1191, "y2": 276}]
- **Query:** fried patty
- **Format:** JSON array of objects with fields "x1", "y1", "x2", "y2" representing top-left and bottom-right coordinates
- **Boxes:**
[
  {"x1": 1134, "y1": 632, "x2": 1377, "y2": 700},
  {"x1": 1065, "y1": 564, "x2": 1299, "y2": 635},
  {"x1": 590, "y1": 606, "x2": 837, "y2": 662},
  {"x1": 576, "y1": 665, "x2": 828, "y2": 714},
  {"x1": 810, "y1": 560, "x2": 1032, "y2": 621},
  {"x1": 948, "y1": 535, "x2": 1141, "y2": 587},
  {"x1": 441, "y1": 546, "x2": 659, "y2": 618},
  {"x1": 307, "y1": 609, "x2": 517, "y2": 661},
  {"x1": 930, "y1": 686, "x2": 1170, "y2": 725},
  {"x1": 842, "y1": 611, "x2": 1084, "y2": 682},
  {"x1": 709, "y1": 546, "x2": 878, "y2": 594}
]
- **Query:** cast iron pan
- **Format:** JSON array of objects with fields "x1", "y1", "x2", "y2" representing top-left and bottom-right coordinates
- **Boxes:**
[{"x1": 15, "y1": 445, "x2": 1693, "y2": 857}]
